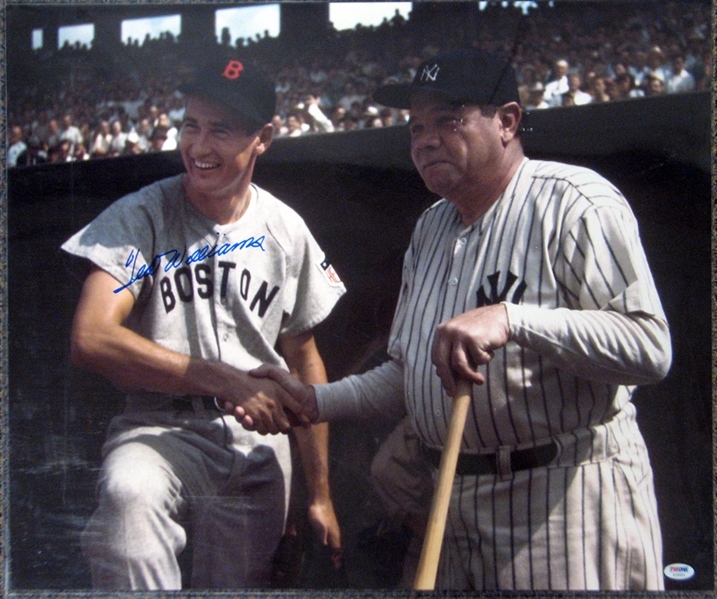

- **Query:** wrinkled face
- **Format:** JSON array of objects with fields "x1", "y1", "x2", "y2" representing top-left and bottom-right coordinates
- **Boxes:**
[
  {"x1": 408, "y1": 92, "x2": 503, "y2": 201},
  {"x1": 179, "y1": 96, "x2": 270, "y2": 199}
]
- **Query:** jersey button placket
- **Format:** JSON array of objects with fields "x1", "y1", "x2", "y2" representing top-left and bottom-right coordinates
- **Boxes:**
[{"x1": 443, "y1": 235, "x2": 465, "y2": 318}]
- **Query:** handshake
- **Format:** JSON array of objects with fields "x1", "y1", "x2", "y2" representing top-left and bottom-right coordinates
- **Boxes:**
[{"x1": 223, "y1": 364, "x2": 320, "y2": 436}]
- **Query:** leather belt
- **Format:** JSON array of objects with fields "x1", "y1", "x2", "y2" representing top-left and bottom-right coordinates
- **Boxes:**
[
  {"x1": 421, "y1": 441, "x2": 557, "y2": 476},
  {"x1": 171, "y1": 395, "x2": 223, "y2": 413}
]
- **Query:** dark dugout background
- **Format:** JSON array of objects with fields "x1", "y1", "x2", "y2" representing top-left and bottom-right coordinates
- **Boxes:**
[{"x1": 7, "y1": 90, "x2": 712, "y2": 591}]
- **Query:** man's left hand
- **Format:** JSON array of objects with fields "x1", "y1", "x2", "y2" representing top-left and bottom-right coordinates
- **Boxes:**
[
  {"x1": 431, "y1": 303, "x2": 511, "y2": 396},
  {"x1": 308, "y1": 499, "x2": 342, "y2": 551}
]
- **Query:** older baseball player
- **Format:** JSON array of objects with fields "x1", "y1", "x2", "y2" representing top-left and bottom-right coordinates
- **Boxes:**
[
  {"x1": 247, "y1": 49, "x2": 672, "y2": 591},
  {"x1": 62, "y1": 55, "x2": 345, "y2": 590}
]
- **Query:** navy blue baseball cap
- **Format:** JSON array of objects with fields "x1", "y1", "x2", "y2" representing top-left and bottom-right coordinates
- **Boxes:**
[
  {"x1": 373, "y1": 49, "x2": 520, "y2": 109},
  {"x1": 179, "y1": 56, "x2": 276, "y2": 126}
]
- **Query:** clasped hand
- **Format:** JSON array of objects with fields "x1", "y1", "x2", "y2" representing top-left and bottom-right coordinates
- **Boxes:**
[
  {"x1": 225, "y1": 366, "x2": 318, "y2": 434},
  {"x1": 431, "y1": 303, "x2": 511, "y2": 396}
]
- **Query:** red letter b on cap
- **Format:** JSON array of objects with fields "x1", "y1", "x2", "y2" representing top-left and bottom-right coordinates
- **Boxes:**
[{"x1": 223, "y1": 60, "x2": 244, "y2": 80}]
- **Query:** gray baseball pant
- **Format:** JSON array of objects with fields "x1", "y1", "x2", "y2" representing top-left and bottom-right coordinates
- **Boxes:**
[{"x1": 80, "y1": 405, "x2": 292, "y2": 590}]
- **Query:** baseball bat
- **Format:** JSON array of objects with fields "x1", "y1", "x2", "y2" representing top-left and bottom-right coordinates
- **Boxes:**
[{"x1": 412, "y1": 378, "x2": 472, "y2": 590}]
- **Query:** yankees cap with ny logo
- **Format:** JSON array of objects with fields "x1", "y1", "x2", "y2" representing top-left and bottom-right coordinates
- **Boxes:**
[
  {"x1": 372, "y1": 49, "x2": 520, "y2": 109},
  {"x1": 179, "y1": 56, "x2": 276, "y2": 126}
]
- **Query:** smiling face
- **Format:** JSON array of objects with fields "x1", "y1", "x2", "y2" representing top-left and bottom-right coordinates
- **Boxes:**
[{"x1": 179, "y1": 96, "x2": 272, "y2": 207}]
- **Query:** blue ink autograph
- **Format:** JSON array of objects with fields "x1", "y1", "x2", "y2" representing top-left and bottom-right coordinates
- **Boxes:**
[{"x1": 114, "y1": 235, "x2": 266, "y2": 293}]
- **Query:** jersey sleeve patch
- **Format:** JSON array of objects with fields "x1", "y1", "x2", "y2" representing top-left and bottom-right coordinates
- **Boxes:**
[{"x1": 318, "y1": 257, "x2": 343, "y2": 287}]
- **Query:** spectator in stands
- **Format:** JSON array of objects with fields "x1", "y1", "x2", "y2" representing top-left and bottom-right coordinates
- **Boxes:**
[
  {"x1": 157, "y1": 112, "x2": 178, "y2": 150},
  {"x1": 41, "y1": 118, "x2": 59, "y2": 154},
  {"x1": 517, "y1": 64, "x2": 540, "y2": 107},
  {"x1": 90, "y1": 120, "x2": 112, "y2": 158},
  {"x1": 379, "y1": 107, "x2": 395, "y2": 127},
  {"x1": 361, "y1": 104, "x2": 381, "y2": 129},
  {"x1": 15, "y1": 135, "x2": 48, "y2": 167},
  {"x1": 8, "y1": 125, "x2": 27, "y2": 168},
  {"x1": 32, "y1": 110, "x2": 51, "y2": 148},
  {"x1": 136, "y1": 118, "x2": 152, "y2": 153},
  {"x1": 395, "y1": 109, "x2": 410, "y2": 125},
  {"x1": 684, "y1": 29, "x2": 707, "y2": 81},
  {"x1": 558, "y1": 72, "x2": 593, "y2": 106},
  {"x1": 644, "y1": 46, "x2": 669, "y2": 86},
  {"x1": 341, "y1": 114, "x2": 360, "y2": 131},
  {"x1": 167, "y1": 96, "x2": 185, "y2": 127},
  {"x1": 286, "y1": 112, "x2": 305, "y2": 137},
  {"x1": 610, "y1": 73, "x2": 644, "y2": 100},
  {"x1": 588, "y1": 76, "x2": 612, "y2": 103},
  {"x1": 694, "y1": 49, "x2": 712, "y2": 91},
  {"x1": 543, "y1": 59, "x2": 569, "y2": 106},
  {"x1": 148, "y1": 104, "x2": 160, "y2": 129},
  {"x1": 522, "y1": 82, "x2": 548, "y2": 110},
  {"x1": 57, "y1": 138, "x2": 73, "y2": 162},
  {"x1": 108, "y1": 120, "x2": 128, "y2": 157},
  {"x1": 628, "y1": 50, "x2": 651, "y2": 88},
  {"x1": 272, "y1": 114, "x2": 289, "y2": 137},
  {"x1": 47, "y1": 143, "x2": 64, "y2": 164},
  {"x1": 665, "y1": 55, "x2": 696, "y2": 93},
  {"x1": 303, "y1": 95, "x2": 335, "y2": 133},
  {"x1": 74, "y1": 141, "x2": 90, "y2": 161},
  {"x1": 644, "y1": 72, "x2": 666, "y2": 96},
  {"x1": 148, "y1": 125, "x2": 169, "y2": 152},
  {"x1": 123, "y1": 130, "x2": 143, "y2": 155},
  {"x1": 7, "y1": 1, "x2": 712, "y2": 155},
  {"x1": 338, "y1": 81, "x2": 366, "y2": 112},
  {"x1": 60, "y1": 112, "x2": 84, "y2": 156},
  {"x1": 330, "y1": 106, "x2": 347, "y2": 131}
]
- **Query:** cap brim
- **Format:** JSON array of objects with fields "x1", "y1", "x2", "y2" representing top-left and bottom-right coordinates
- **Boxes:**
[
  {"x1": 372, "y1": 83, "x2": 414, "y2": 109},
  {"x1": 373, "y1": 82, "x2": 483, "y2": 109},
  {"x1": 178, "y1": 82, "x2": 265, "y2": 125}
]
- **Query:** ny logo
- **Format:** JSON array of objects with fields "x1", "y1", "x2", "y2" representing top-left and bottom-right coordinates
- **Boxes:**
[
  {"x1": 476, "y1": 271, "x2": 526, "y2": 308},
  {"x1": 420, "y1": 64, "x2": 440, "y2": 82}
]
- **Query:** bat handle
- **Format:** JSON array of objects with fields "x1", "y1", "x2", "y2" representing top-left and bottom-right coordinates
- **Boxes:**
[{"x1": 413, "y1": 379, "x2": 472, "y2": 591}]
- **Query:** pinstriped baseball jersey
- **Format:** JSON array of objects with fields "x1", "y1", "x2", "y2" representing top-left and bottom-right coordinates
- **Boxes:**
[
  {"x1": 387, "y1": 157, "x2": 669, "y2": 451},
  {"x1": 314, "y1": 157, "x2": 669, "y2": 590}
]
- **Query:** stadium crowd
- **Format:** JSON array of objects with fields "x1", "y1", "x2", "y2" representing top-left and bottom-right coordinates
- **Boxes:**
[{"x1": 7, "y1": 1, "x2": 711, "y2": 167}]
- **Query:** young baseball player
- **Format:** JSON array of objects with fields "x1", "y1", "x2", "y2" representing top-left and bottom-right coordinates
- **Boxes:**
[
  {"x1": 247, "y1": 49, "x2": 672, "y2": 591},
  {"x1": 62, "y1": 55, "x2": 345, "y2": 590}
]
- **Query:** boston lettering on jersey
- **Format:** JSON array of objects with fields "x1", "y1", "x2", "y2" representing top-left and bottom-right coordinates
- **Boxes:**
[
  {"x1": 476, "y1": 270, "x2": 526, "y2": 307},
  {"x1": 159, "y1": 261, "x2": 279, "y2": 316},
  {"x1": 114, "y1": 236, "x2": 266, "y2": 294}
]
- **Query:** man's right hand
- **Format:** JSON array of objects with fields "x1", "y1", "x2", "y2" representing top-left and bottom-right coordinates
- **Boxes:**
[
  {"x1": 233, "y1": 364, "x2": 319, "y2": 430},
  {"x1": 71, "y1": 268, "x2": 310, "y2": 437},
  {"x1": 220, "y1": 370, "x2": 312, "y2": 435}
]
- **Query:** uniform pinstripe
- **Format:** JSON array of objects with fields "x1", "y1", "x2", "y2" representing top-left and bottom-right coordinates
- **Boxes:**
[{"x1": 317, "y1": 157, "x2": 669, "y2": 590}]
